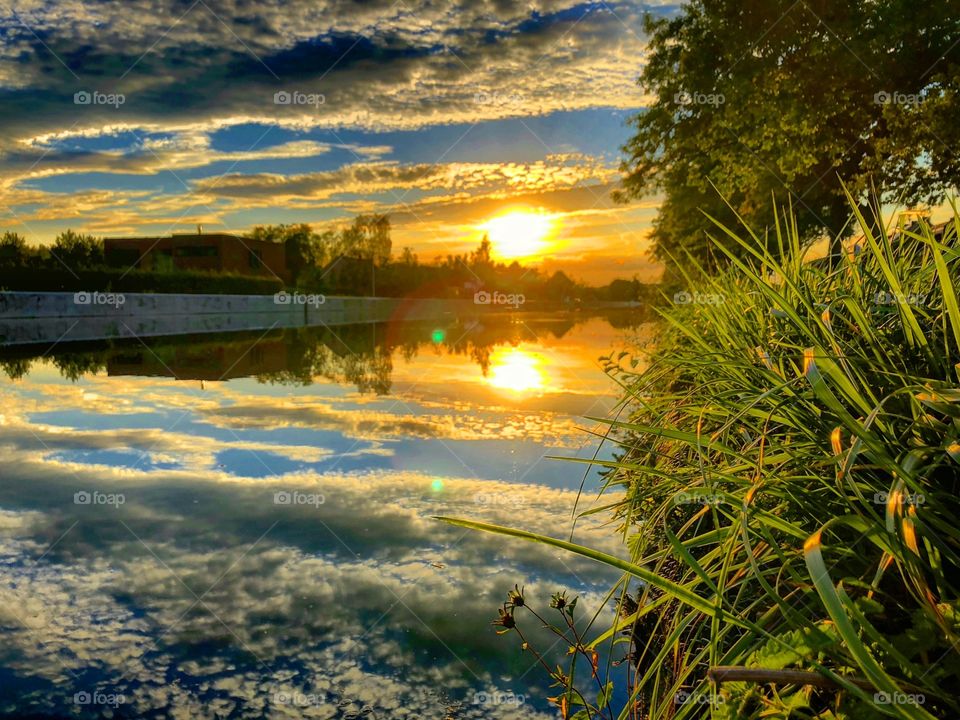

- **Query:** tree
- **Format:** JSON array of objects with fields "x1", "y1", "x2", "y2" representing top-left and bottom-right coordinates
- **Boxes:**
[
  {"x1": 399, "y1": 246, "x2": 418, "y2": 265},
  {"x1": 249, "y1": 223, "x2": 324, "y2": 284},
  {"x1": 0, "y1": 232, "x2": 27, "y2": 267},
  {"x1": 470, "y1": 235, "x2": 493, "y2": 268},
  {"x1": 339, "y1": 214, "x2": 391, "y2": 266},
  {"x1": 617, "y1": 0, "x2": 960, "y2": 273},
  {"x1": 52, "y1": 230, "x2": 103, "y2": 269},
  {"x1": 543, "y1": 270, "x2": 577, "y2": 302}
]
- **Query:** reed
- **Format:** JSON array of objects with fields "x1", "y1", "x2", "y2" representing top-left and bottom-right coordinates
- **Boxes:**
[{"x1": 440, "y1": 196, "x2": 960, "y2": 719}]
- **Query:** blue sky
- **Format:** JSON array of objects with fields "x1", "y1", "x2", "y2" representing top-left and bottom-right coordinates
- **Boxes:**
[{"x1": 0, "y1": 0, "x2": 676, "y2": 281}]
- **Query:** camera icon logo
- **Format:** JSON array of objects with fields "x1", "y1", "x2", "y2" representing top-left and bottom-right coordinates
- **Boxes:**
[
  {"x1": 273, "y1": 291, "x2": 291, "y2": 305},
  {"x1": 73, "y1": 291, "x2": 91, "y2": 305},
  {"x1": 73, "y1": 691, "x2": 92, "y2": 704},
  {"x1": 74, "y1": 91, "x2": 92, "y2": 105},
  {"x1": 74, "y1": 491, "x2": 91, "y2": 505},
  {"x1": 474, "y1": 290, "x2": 491, "y2": 305},
  {"x1": 274, "y1": 91, "x2": 291, "y2": 105},
  {"x1": 874, "y1": 91, "x2": 891, "y2": 104},
  {"x1": 273, "y1": 491, "x2": 292, "y2": 505},
  {"x1": 673, "y1": 291, "x2": 692, "y2": 304}
]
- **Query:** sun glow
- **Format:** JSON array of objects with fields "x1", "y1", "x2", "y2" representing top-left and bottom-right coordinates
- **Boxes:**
[
  {"x1": 487, "y1": 348, "x2": 544, "y2": 393},
  {"x1": 482, "y1": 209, "x2": 554, "y2": 260}
]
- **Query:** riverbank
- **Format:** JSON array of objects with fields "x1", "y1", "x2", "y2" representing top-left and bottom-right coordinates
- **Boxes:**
[
  {"x1": 0, "y1": 291, "x2": 646, "y2": 346},
  {"x1": 446, "y1": 211, "x2": 960, "y2": 719},
  {"x1": 0, "y1": 292, "x2": 466, "y2": 346}
]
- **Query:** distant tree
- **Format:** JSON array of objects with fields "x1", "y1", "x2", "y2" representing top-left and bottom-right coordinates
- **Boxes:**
[
  {"x1": 618, "y1": 0, "x2": 960, "y2": 272},
  {"x1": 543, "y1": 270, "x2": 578, "y2": 302},
  {"x1": 399, "y1": 246, "x2": 418, "y2": 265},
  {"x1": 603, "y1": 278, "x2": 643, "y2": 303},
  {"x1": 340, "y1": 214, "x2": 391, "y2": 265},
  {"x1": 0, "y1": 232, "x2": 27, "y2": 267},
  {"x1": 52, "y1": 230, "x2": 103, "y2": 269},
  {"x1": 470, "y1": 235, "x2": 493, "y2": 267},
  {"x1": 249, "y1": 223, "x2": 325, "y2": 284}
]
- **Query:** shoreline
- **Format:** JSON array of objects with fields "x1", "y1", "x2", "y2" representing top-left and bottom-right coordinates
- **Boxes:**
[{"x1": 0, "y1": 291, "x2": 645, "y2": 346}]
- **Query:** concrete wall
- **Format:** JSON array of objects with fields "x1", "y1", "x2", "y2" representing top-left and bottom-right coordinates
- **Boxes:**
[{"x1": 0, "y1": 291, "x2": 473, "y2": 346}]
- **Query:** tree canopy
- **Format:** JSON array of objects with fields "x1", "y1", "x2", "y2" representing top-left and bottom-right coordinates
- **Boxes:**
[{"x1": 618, "y1": 0, "x2": 960, "y2": 273}]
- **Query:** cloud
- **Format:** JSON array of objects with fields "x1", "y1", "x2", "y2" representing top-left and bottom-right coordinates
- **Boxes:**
[{"x1": 0, "y1": 0, "x2": 666, "y2": 280}]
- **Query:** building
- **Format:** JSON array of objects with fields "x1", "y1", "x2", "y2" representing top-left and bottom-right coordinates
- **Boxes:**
[{"x1": 104, "y1": 232, "x2": 288, "y2": 280}]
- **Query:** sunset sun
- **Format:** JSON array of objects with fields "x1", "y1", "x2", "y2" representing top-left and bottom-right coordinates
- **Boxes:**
[{"x1": 482, "y1": 209, "x2": 554, "y2": 260}]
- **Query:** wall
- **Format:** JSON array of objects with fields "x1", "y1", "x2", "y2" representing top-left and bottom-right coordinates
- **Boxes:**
[{"x1": 0, "y1": 291, "x2": 473, "y2": 346}]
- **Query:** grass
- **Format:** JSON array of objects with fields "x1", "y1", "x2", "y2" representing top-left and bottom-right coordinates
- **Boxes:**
[{"x1": 439, "y1": 197, "x2": 960, "y2": 719}]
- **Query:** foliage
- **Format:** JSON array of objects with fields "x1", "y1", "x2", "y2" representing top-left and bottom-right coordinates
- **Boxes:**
[
  {"x1": 249, "y1": 223, "x2": 325, "y2": 285},
  {"x1": 51, "y1": 229, "x2": 104, "y2": 269},
  {"x1": 0, "y1": 232, "x2": 27, "y2": 267},
  {"x1": 249, "y1": 214, "x2": 392, "y2": 286},
  {"x1": 618, "y1": 0, "x2": 960, "y2": 274},
  {"x1": 443, "y1": 200, "x2": 960, "y2": 718}
]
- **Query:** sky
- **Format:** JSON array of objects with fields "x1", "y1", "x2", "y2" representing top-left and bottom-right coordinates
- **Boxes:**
[{"x1": 0, "y1": 0, "x2": 676, "y2": 283}]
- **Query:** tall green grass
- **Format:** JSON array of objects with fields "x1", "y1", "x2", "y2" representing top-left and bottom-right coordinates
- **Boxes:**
[{"x1": 440, "y1": 199, "x2": 960, "y2": 719}]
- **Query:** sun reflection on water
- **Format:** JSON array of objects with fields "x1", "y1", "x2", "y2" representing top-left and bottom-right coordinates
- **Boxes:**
[{"x1": 486, "y1": 347, "x2": 545, "y2": 393}]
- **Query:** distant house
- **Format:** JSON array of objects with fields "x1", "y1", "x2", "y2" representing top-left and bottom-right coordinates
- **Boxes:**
[{"x1": 104, "y1": 233, "x2": 288, "y2": 280}]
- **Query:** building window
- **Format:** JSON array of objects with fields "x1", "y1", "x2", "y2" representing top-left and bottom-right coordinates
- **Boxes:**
[{"x1": 249, "y1": 249, "x2": 263, "y2": 269}]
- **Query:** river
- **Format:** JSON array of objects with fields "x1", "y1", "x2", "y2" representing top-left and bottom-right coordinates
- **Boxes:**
[{"x1": 0, "y1": 310, "x2": 645, "y2": 719}]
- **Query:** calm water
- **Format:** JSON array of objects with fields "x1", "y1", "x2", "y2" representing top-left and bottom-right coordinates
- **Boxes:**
[{"x1": 0, "y1": 311, "x2": 644, "y2": 719}]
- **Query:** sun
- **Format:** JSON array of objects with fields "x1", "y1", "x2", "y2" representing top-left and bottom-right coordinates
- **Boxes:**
[{"x1": 482, "y1": 209, "x2": 554, "y2": 260}]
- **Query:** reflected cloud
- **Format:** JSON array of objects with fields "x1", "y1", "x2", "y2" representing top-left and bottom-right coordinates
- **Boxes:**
[{"x1": 0, "y1": 314, "x2": 639, "y2": 717}]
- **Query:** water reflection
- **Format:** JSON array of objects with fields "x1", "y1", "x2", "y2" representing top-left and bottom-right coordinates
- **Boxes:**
[
  {"x1": 486, "y1": 348, "x2": 544, "y2": 393},
  {"x1": 0, "y1": 310, "x2": 648, "y2": 719}
]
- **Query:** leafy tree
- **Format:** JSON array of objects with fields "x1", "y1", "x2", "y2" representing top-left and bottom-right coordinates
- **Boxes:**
[
  {"x1": 52, "y1": 230, "x2": 103, "y2": 269},
  {"x1": 543, "y1": 270, "x2": 577, "y2": 301},
  {"x1": 470, "y1": 235, "x2": 493, "y2": 268},
  {"x1": 617, "y1": 0, "x2": 960, "y2": 273},
  {"x1": 398, "y1": 246, "x2": 418, "y2": 265},
  {"x1": 339, "y1": 214, "x2": 391, "y2": 266},
  {"x1": 249, "y1": 223, "x2": 325, "y2": 285},
  {"x1": 0, "y1": 232, "x2": 27, "y2": 267}
]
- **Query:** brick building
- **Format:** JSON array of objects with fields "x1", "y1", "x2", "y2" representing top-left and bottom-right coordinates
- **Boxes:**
[{"x1": 104, "y1": 232, "x2": 288, "y2": 280}]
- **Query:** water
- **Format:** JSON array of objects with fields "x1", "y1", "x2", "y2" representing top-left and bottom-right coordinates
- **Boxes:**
[{"x1": 0, "y1": 310, "x2": 645, "y2": 719}]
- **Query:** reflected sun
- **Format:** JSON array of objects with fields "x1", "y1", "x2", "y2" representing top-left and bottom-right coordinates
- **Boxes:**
[
  {"x1": 487, "y1": 348, "x2": 544, "y2": 393},
  {"x1": 482, "y1": 209, "x2": 554, "y2": 260}
]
